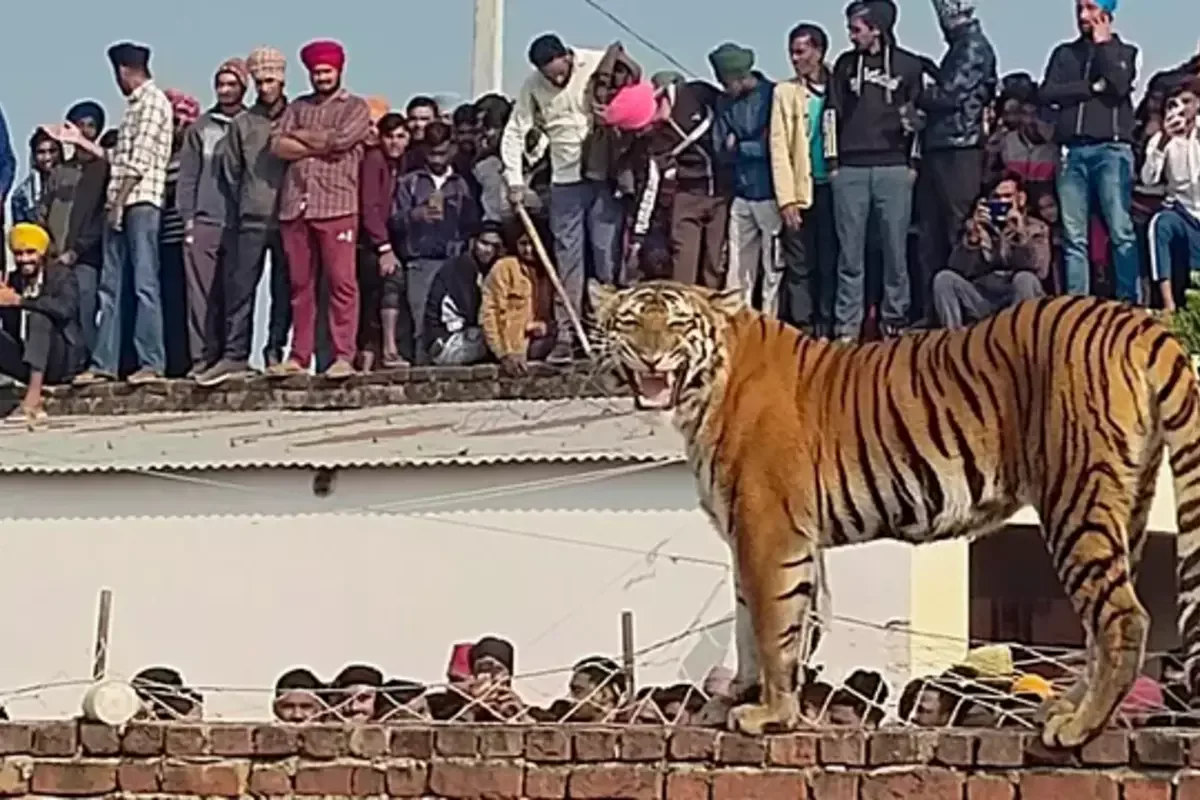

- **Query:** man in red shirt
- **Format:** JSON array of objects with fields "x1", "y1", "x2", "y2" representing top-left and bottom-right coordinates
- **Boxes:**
[{"x1": 269, "y1": 39, "x2": 371, "y2": 379}]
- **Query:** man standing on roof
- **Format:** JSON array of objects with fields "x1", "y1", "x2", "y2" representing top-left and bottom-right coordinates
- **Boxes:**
[
  {"x1": 828, "y1": 0, "x2": 926, "y2": 341},
  {"x1": 501, "y1": 34, "x2": 606, "y2": 365},
  {"x1": 269, "y1": 39, "x2": 372, "y2": 380}
]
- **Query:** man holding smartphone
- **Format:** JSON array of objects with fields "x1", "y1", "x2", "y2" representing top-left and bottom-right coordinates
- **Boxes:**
[
  {"x1": 1142, "y1": 79, "x2": 1200, "y2": 315},
  {"x1": 1041, "y1": 0, "x2": 1140, "y2": 302},
  {"x1": 931, "y1": 174, "x2": 1050, "y2": 329}
]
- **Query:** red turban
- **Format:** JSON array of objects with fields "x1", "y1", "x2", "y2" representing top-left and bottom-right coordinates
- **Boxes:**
[{"x1": 300, "y1": 39, "x2": 346, "y2": 71}]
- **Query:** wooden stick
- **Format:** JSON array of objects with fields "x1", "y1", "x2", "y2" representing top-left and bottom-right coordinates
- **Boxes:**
[
  {"x1": 92, "y1": 589, "x2": 113, "y2": 681},
  {"x1": 515, "y1": 204, "x2": 593, "y2": 358},
  {"x1": 621, "y1": 610, "x2": 636, "y2": 700}
]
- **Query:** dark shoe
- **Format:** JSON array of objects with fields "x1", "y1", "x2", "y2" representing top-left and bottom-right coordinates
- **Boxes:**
[
  {"x1": 186, "y1": 361, "x2": 208, "y2": 380},
  {"x1": 546, "y1": 339, "x2": 575, "y2": 365},
  {"x1": 127, "y1": 368, "x2": 166, "y2": 386},
  {"x1": 196, "y1": 359, "x2": 252, "y2": 388},
  {"x1": 878, "y1": 322, "x2": 908, "y2": 339}
]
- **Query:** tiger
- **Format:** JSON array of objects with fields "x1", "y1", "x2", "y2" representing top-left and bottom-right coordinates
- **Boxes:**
[{"x1": 587, "y1": 278, "x2": 1200, "y2": 749}]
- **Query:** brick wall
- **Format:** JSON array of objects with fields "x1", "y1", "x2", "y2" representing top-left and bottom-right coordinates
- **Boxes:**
[
  {"x1": 2, "y1": 362, "x2": 622, "y2": 417},
  {"x1": 0, "y1": 721, "x2": 1196, "y2": 798}
]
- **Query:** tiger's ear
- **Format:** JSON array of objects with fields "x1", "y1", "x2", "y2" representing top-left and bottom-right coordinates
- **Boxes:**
[
  {"x1": 705, "y1": 287, "x2": 744, "y2": 318},
  {"x1": 588, "y1": 280, "x2": 619, "y2": 316}
]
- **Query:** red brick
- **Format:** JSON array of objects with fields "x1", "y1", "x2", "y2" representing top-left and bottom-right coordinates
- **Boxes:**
[
  {"x1": 1123, "y1": 776, "x2": 1173, "y2": 800},
  {"x1": 391, "y1": 726, "x2": 434, "y2": 759},
  {"x1": 31, "y1": 762, "x2": 116, "y2": 796},
  {"x1": 935, "y1": 731, "x2": 977, "y2": 766},
  {"x1": 78, "y1": 723, "x2": 120, "y2": 755},
  {"x1": 32, "y1": 721, "x2": 78, "y2": 756},
  {"x1": 161, "y1": 763, "x2": 246, "y2": 797},
  {"x1": 1082, "y1": 730, "x2": 1130, "y2": 765},
  {"x1": 430, "y1": 761, "x2": 524, "y2": 799},
  {"x1": 294, "y1": 764, "x2": 355, "y2": 796},
  {"x1": 767, "y1": 733, "x2": 818, "y2": 766},
  {"x1": 975, "y1": 730, "x2": 1027, "y2": 767},
  {"x1": 527, "y1": 728, "x2": 571, "y2": 762},
  {"x1": 860, "y1": 768, "x2": 964, "y2": 800},
  {"x1": 810, "y1": 771, "x2": 860, "y2": 800},
  {"x1": 164, "y1": 724, "x2": 208, "y2": 755},
  {"x1": 868, "y1": 730, "x2": 935, "y2": 765},
  {"x1": 436, "y1": 726, "x2": 480, "y2": 756},
  {"x1": 248, "y1": 764, "x2": 292, "y2": 796},
  {"x1": 117, "y1": 761, "x2": 159, "y2": 793},
  {"x1": 967, "y1": 775, "x2": 1015, "y2": 800},
  {"x1": 120, "y1": 722, "x2": 163, "y2": 755},
  {"x1": 713, "y1": 770, "x2": 806, "y2": 800},
  {"x1": 254, "y1": 724, "x2": 299, "y2": 755},
  {"x1": 1133, "y1": 730, "x2": 1186, "y2": 767},
  {"x1": 818, "y1": 730, "x2": 866, "y2": 765},
  {"x1": 1180, "y1": 774, "x2": 1200, "y2": 800},
  {"x1": 209, "y1": 723, "x2": 255, "y2": 756},
  {"x1": 665, "y1": 770, "x2": 710, "y2": 800},
  {"x1": 387, "y1": 761, "x2": 430, "y2": 797},
  {"x1": 621, "y1": 729, "x2": 667, "y2": 761},
  {"x1": 574, "y1": 729, "x2": 619, "y2": 761},
  {"x1": 568, "y1": 764, "x2": 662, "y2": 800},
  {"x1": 670, "y1": 729, "x2": 718, "y2": 761},
  {"x1": 352, "y1": 766, "x2": 387, "y2": 796},
  {"x1": 1020, "y1": 772, "x2": 1118, "y2": 800},
  {"x1": 300, "y1": 725, "x2": 349, "y2": 759},
  {"x1": 0, "y1": 725, "x2": 32, "y2": 755},
  {"x1": 480, "y1": 727, "x2": 525, "y2": 758},
  {"x1": 716, "y1": 732, "x2": 765, "y2": 765},
  {"x1": 525, "y1": 765, "x2": 569, "y2": 799},
  {"x1": 0, "y1": 758, "x2": 30, "y2": 795}
]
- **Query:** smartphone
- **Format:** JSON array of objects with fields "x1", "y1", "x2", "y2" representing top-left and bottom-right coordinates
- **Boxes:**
[{"x1": 988, "y1": 199, "x2": 1013, "y2": 226}]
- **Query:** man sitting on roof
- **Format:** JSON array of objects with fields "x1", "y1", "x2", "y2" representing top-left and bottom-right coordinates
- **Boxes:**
[{"x1": 0, "y1": 222, "x2": 84, "y2": 424}]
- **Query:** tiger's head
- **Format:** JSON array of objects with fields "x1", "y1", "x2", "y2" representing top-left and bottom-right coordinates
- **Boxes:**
[{"x1": 588, "y1": 279, "x2": 744, "y2": 412}]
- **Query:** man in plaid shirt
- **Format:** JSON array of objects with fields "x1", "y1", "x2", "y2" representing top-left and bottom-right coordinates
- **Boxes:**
[
  {"x1": 74, "y1": 42, "x2": 173, "y2": 386},
  {"x1": 268, "y1": 39, "x2": 371, "y2": 380}
]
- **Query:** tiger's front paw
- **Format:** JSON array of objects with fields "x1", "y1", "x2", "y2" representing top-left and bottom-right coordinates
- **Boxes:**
[
  {"x1": 1041, "y1": 709, "x2": 1092, "y2": 750},
  {"x1": 728, "y1": 698, "x2": 800, "y2": 736}
]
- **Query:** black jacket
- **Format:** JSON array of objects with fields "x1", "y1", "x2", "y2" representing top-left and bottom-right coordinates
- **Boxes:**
[
  {"x1": 423, "y1": 252, "x2": 484, "y2": 352},
  {"x1": 643, "y1": 80, "x2": 730, "y2": 196},
  {"x1": 829, "y1": 40, "x2": 926, "y2": 167},
  {"x1": 1041, "y1": 35, "x2": 1138, "y2": 145},
  {"x1": 919, "y1": 20, "x2": 997, "y2": 151},
  {"x1": 63, "y1": 156, "x2": 109, "y2": 267},
  {"x1": 21, "y1": 263, "x2": 85, "y2": 379}
]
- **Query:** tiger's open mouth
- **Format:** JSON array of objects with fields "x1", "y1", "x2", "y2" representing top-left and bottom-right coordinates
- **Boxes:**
[{"x1": 627, "y1": 368, "x2": 681, "y2": 410}]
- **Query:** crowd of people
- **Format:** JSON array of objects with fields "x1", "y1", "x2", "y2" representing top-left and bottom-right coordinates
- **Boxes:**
[
  {"x1": 103, "y1": 638, "x2": 1180, "y2": 730},
  {"x1": 0, "y1": 0, "x2": 1197, "y2": 422}
]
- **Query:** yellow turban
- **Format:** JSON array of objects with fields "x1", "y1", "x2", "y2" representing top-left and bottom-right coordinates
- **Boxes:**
[
  {"x1": 1011, "y1": 673, "x2": 1055, "y2": 699},
  {"x1": 8, "y1": 223, "x2": 50, "y2": 256}
]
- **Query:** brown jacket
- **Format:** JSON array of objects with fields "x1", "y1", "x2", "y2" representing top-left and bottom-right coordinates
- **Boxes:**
[
  {"x1": 948, "y1": 214, "x2": 1051, "y2": 282},
  {"x1": 480, "y1": 257, "x2": 554, "y2": 358},
  {"x1": 582, "y1": 41, "x2": 643, "y2": 191}
]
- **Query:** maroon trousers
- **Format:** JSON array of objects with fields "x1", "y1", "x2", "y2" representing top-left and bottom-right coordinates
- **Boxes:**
[{"x1": 280, "y1": 215, "x2": 360, "y2": 366}]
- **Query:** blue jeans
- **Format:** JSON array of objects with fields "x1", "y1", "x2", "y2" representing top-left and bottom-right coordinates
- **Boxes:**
[
  {"x1": 1148, "y1": 203, "x2": 1200, "y2": 284},
  {"x1": 74, "y1": 262, "x2": 100, "y2": 357},
  {"x1": 92, "y1": 203, "x2": 166, "y2": 375},
  {"x1": 1057, "y1": 142, "x2": 1140, "y2": 302},
  {"x1": 549, "y1": 180, "x2": 624, "y2": 343}
]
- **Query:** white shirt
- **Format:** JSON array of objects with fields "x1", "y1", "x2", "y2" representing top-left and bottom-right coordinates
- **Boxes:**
[
  {"x1": 500, "y1": 49, "x2": 604, "y2": 188},
  {"x1": 1142, "y1": 129, "x2": 1200, "y2": 221}
]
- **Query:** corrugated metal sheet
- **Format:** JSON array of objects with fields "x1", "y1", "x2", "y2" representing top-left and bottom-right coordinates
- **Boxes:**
[{"x1": 0, "y1": 398, "x2": 687, "y2": 475}]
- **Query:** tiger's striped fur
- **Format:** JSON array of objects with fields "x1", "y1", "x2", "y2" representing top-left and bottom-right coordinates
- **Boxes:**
[{"x1": 588, "y1": 279, "x2": 1200, "y2": 748}]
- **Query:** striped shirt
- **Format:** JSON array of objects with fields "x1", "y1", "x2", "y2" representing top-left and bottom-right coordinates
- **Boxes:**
[
  {"x1": 160, "y1": 155, "x2": 185, "y2": 245},
  {"x1": 108, "y1": 80, "x2": 174, "y2": 209},
  {"x1": 272, "y1": 89, "x2": 372, "y2": 222}
]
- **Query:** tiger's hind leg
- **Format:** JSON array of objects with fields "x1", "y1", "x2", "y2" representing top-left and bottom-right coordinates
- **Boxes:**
[
  {"x1": 1039, "y1": 443, "x2": 1160, "y2": 727},
  {"x1": 727, "y1": 523, "x2": 817, "y2": 736},
  {"x1": 1039, "y1": 460, "x2": 1151, "y2": 748}
]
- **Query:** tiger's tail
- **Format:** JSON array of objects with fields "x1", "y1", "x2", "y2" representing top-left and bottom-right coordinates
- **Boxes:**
[{"x1": 1154, "y1": 330, "x2": 1200, "y2": 697}]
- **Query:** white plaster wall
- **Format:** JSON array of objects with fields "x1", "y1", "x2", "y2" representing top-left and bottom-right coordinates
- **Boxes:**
[{"x1": 0, "y1": 462, "x2": 949, "y2": 719}]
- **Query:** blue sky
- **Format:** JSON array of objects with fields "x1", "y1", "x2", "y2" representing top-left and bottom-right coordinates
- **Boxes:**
[{"x1": 1, "y1": 0, "x2": 1193, "y2": 176}]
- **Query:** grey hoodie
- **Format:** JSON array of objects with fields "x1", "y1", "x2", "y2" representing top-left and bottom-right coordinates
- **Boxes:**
[{"x1": 176, "y1": 107, "x2": 243, "y2": 226}]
